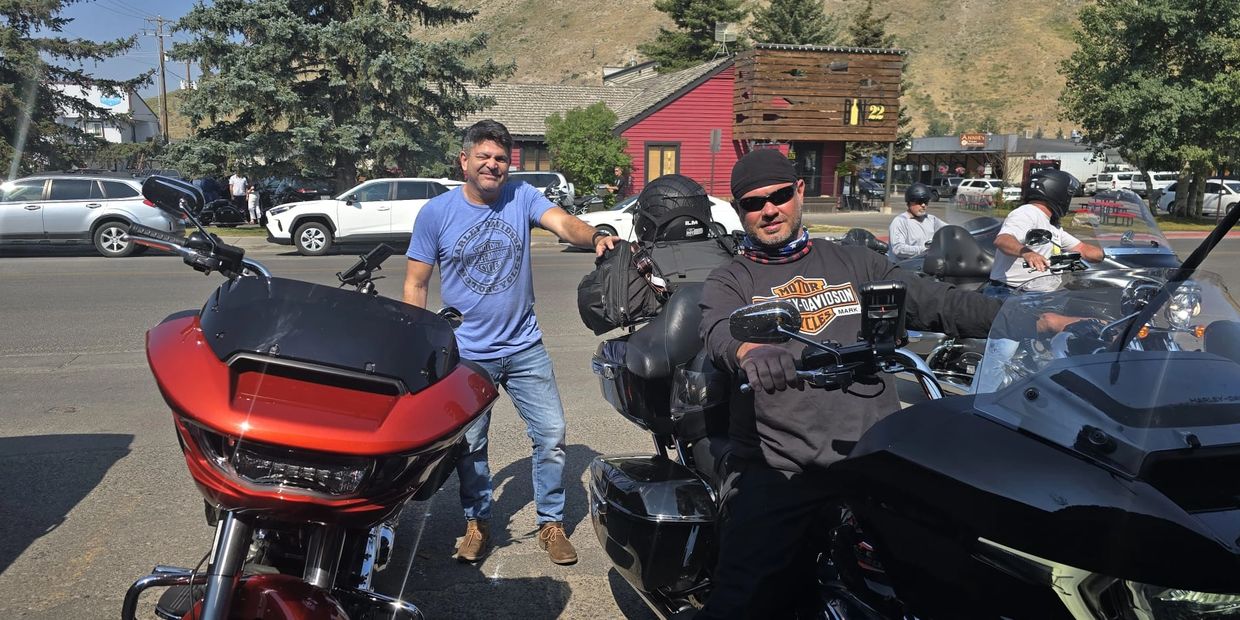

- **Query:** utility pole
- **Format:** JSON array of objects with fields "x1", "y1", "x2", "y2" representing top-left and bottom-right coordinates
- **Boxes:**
[
  {"x1": 144, "y1": 16, "x2": 172, "y2": 143},
  {"x1": 185, "y1": 59, "x2": 192, "y2": 90}
]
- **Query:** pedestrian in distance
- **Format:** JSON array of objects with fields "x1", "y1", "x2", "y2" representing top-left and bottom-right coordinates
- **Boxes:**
[
  {"x1": 401, "y1": 119, "x2": 621, "y2": 566},
  {"x1": 228, "y1": 170, "x2": 248, "y2": 213},
  {"x1": 246, "y1": 184, "x2": 261, "y2": 225}
]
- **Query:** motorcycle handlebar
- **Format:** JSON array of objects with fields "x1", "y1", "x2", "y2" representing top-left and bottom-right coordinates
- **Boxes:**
[
  {"x1": 126, "y1": 223, "x2": 188, "y2": 251},
  {"x1": 739, "y1": 347, "x2": 942, "y2": 401}
]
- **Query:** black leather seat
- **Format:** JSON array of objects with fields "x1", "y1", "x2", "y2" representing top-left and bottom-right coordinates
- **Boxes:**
[
  {"x1": 841, "y1": 227, "x2": 889, "y2": 254},
  {"x1": 923, "y1": 224, "x2": 994, "y2": 286},
  {"x1": 625, "y1": 283, "x2": 706, "y2": 380}
]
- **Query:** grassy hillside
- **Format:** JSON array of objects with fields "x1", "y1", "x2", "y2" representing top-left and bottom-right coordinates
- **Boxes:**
[{"x1": 156, "y1": 0, "x2": 1086, "y2": 140}]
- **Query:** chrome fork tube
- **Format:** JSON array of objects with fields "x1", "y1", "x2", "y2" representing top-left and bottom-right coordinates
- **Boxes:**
[
  {"x1": 200, "y1": 511, "x2": 252, "y2": 620},
  {"x1": 303, "y1": 525, "x2": 345, "y2": 589}
]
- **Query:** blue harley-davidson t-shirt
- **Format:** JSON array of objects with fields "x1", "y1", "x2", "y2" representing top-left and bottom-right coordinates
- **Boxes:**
[{"x1": 406, "y1": 181, "x2": 554, "y2": 359}]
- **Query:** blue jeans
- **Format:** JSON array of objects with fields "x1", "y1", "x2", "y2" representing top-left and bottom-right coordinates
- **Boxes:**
[{"x1": 456, "y1": 341, "x2": 568, "y2": 525}]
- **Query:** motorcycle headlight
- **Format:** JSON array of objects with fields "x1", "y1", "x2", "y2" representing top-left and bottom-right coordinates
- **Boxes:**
[
  {"x1": 1166, "y1": 285, "x2": 1202, "y2": 329},
  {"x1": 267, "y1": 204, "x2": 294, "y2": 217},
  {"x1": 186, "y1": 421, "x2": 374, "y2": 497},
  {"x1": 977, "y1": 538, "x2": 1240, "y2": 620}
]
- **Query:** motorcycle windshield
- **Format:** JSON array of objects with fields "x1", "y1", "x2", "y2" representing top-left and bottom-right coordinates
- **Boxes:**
[
  {"x1": 199, "y1": 276, "x2": 459, "y2": 394},
  {"x1": 972, "y1": 269, "x2": 1240, "y2": 476},
  {"x1": 945, "y1": 192, "x2": 1002, "y2": 236},
  {"x1": 1065, "y1": 189, "x2": 1175, "y2": 261}
]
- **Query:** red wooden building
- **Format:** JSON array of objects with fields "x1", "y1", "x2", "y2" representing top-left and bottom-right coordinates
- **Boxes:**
[{"x1": 462, "y1": 44, "x2": 904, "y2": 200}]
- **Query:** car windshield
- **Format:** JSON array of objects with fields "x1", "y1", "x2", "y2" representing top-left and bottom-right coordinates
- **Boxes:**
[
  {"x1": 613, "y1": 195, "x2": 638, "y2": 212},
  {"x1": 972, "y1": 268, "x2": 1240, "y2": 477}
]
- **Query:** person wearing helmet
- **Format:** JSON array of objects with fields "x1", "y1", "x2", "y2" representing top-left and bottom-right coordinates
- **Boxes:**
[
  {"x1": 989, "y1": 169, "x2": 1104, "y2": 291},
  {"x1": 887, "y1": 182, "x2": 946, "y2": 260}
]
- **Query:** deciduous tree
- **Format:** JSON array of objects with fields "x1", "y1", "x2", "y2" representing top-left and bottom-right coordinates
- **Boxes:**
[
  {"x1": 543, "y1": 103, "x2": 630, "y2": 191},
  {"x1": 0, "y1": 0, "x2": 150, "y2": 176},
  {"x1": 1059, "y1": 0, "x2": 1240, "y2": 216},
  {"x1": 164, "y1": 0, "x2": 511, "y2": 189}
]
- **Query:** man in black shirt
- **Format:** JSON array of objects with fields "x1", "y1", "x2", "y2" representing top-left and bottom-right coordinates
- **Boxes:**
[{"x1": 695, "y1": 149, "x2": 1076, "y2": 618}]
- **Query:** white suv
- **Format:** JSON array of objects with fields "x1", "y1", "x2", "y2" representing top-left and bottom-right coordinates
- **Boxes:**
[
  {"x1": 0, "y1": 174, "x2": 184, "y2": 257},
  {"x1": 265, "y1": 178, "x2": 461, "y2": 255},
  {"x1": 1097, "y1": 171, "x2": 1149, "y2": 196},
  {"x1": 508, "y1": 171, "x2": 575, "y2": 208},
  {"x1": 955, "y1": 178, "x2": 1005, "y2": 199}
]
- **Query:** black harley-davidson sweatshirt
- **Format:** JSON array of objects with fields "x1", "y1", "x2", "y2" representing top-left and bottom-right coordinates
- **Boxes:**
[{"x1": 699, "y1": 242, "x2": 1006, "y2": 473}]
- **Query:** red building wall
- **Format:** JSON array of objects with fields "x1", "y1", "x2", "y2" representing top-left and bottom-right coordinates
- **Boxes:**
[{"x1": 620, "y1": 67, "x2": 738, "y2": 198}]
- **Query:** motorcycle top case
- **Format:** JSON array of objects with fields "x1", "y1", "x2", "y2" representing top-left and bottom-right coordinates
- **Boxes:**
[{"x1": 588, "y1": 455, "x2": 716, "y2": 595}]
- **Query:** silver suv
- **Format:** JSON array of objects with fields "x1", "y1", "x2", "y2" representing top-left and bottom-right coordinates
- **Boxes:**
[{"x1": 0, "y1": 174, "x2": 185, "y2": 257}]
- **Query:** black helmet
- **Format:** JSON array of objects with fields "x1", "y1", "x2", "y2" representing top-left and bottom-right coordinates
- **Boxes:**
[
  {"x1": 1026, "y1": 169, "x2": 1080, "y2": 219},
  {"x1": 635, "y1": 174, "x2": 713, "y2": 242},
  {"x1": 905, "y1": 182, "x2": 933, "y2": 204}
]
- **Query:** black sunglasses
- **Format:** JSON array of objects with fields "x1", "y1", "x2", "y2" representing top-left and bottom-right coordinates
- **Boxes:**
[{"x1": 735, "y1": 184, "x2": 797, "y2": 212}]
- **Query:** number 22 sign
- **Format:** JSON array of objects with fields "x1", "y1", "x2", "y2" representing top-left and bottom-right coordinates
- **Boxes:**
[{"x1": 844, "y1": 100, "x2": 887, "y2": 126}]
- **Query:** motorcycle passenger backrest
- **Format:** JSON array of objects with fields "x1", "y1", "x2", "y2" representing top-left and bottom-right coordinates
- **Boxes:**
[
  {"x1": 923, "y1": 225, "x2": 994, "y2": 281},
  {"x1": 625, "y1": 283, "x2": 707, "y2": 380}
]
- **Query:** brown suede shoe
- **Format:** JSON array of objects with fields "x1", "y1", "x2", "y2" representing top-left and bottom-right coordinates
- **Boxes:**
[
  {"x1": 454, "y1": 519, "x2": 490, "y2": 562},
  {"x1": 537, "y1": 522, "x2": 577, "y2": 565}
]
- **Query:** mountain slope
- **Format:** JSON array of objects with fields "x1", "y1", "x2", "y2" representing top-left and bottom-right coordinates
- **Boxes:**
[{"x1": 433, "y1": 0, "x2": 1085, "y2": 136}]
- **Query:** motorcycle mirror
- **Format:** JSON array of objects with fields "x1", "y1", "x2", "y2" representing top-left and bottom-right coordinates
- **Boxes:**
[
  {"x1": 1024, "y1": 229, "x2": 1053, "y2": 247},
  {"x1": 142, "y1": 176, "x2": 203, "y2": 217},
  {"x1": 729, "y1": 300, "x2": 802, "y2": 343},
  {"x1": 437, "y1": 306, "x2": 464, "y2": 329}
]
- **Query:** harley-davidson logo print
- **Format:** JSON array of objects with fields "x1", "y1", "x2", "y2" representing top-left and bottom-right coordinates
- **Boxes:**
[
  {"x1": 754, "y1": 276, "x2": 861, "y2": 335},
  {"x1": 453, "y1": 218, "x2": 522, "y2": 294}
]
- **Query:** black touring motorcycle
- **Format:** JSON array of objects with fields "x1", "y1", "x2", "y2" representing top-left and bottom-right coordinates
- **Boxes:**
[{"x1": 587, "y1": 205, "x2": 1240, "y2": 619}]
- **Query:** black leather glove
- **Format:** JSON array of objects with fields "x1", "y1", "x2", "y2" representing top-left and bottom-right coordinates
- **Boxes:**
[{"x1": 739, "y1": 345, "x2": 799, "y2": 393}]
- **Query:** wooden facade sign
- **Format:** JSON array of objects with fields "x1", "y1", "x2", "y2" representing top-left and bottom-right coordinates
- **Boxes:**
[{"x1": 733, "y1": 47, "x2": 903, "y2": 143}]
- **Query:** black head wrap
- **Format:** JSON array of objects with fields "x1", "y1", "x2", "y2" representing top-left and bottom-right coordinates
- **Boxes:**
[{"x1": 731, "y1": 149, "x2": 798, "y2": 199}]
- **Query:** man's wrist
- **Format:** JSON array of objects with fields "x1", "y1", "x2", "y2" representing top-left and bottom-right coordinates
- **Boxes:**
[{"x1": 591, "y1": 230, "x2": 609, "y2": 246}]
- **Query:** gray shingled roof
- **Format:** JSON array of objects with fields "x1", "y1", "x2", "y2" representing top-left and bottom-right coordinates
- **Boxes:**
[{"x1": 459, "y1": 57, "x2": 733, "y2": 138}]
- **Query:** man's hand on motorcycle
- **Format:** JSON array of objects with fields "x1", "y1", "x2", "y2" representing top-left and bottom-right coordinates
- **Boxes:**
[
  {"x1": 1022, "y1": 250, "x2": 1049, "y2": 271},
  {"x1": 594, "y1": 235, "x2": 622, "y2": 257},
  {"x1": 1037, "y1": 312, "x2": 1096, "y2": 334},
  {"x1": 738, "y1": 343, "x2": 799, "y2": 392}
]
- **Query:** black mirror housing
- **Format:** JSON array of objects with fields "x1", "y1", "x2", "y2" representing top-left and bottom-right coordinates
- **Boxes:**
[
  {"x1": 729, "y1": 300, "x2": 802, "y2": 343},
  {"x1": 142, "y1": 175, "x2": 203, "y2": 216},
  {"x1": 1024, "y1": 228, "x2": 1053, "y2": 247}
]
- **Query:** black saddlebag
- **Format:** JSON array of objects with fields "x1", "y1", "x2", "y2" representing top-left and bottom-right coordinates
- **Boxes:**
[{"x1": 588, "y1": 455, "x2": 716, "y2": 595}]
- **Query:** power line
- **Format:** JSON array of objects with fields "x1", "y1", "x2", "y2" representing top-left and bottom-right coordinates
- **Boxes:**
[
  {"x1": 91, "y1": 0, "x2": 146, "y2": 20},
  {"x1": 142, "y1": 15, "x2": 173, "y2": 143}
]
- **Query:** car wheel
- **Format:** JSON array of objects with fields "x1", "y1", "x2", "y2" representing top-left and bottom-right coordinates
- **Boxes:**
[
  {"x1": 596, "y1": 225, "x2": 618, "y2": 238},
  {"x1": 294, "y1": 222, "x2": 333, "y2": 256},
  {"x1": 931, "y1": 189, "x2": 941, "y2": 202},
  {"x1": 93, "y1": 221, "x2": 137, "y2": 258}
]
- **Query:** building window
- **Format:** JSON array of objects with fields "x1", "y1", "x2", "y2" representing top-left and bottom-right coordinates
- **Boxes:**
[
  {"x1": 85, "y1": 121, "x2": 105, "y2": 137},
  {"x1": 645, "y1": 143, "x2": 680, "y2": 181},
  {"x1": 520, "y1": 143, "x2": 552, "y2": 171}
]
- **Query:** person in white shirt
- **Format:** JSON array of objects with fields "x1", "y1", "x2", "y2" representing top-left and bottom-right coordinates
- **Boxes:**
[
  {"x1": 887, "y1": 182, "x2": 946, "y2": 261},
  {"x1": 246, "y1": 184, "x2": 261, "y2": 224},
  {"x1": 228, "y1": 171, "x2": 248, "y2": 212},
  {"x1": 990, "y1": 169, "x2": 1104, "y2": 292}
]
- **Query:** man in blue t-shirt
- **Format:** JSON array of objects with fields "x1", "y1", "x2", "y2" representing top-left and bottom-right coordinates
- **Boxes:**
[{"x1": 403, "y1": 119, "x2": 619, "y2": 566}]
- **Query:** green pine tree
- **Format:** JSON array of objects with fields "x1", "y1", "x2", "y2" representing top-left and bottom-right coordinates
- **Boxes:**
[
  {"x1": 1, "y1": 0, "x2": 151, "y2": 175},
  {"x1": 847, "y1": 0, "x2": 896, "y2": 49},
  {"x1": 164, "y1": 0, "x2": 512, "y2": 188},
  {"x1": 638, "y1": 0, "x2": 748, "y2": 72},
  {"x1": 749, "y1": 0, "x2": 839, "y2": 46}
]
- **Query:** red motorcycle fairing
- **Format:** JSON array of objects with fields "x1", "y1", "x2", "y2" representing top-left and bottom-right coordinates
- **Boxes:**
[
  {"x1": 182, "y1": 574, "x2": 349, "y2": 620},
  {"x1": 149, "y1": 315, "x2": 499, "y2": 524}
]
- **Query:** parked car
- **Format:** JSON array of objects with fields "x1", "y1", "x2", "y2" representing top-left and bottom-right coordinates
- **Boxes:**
[
  {"x1": 574, "y1": 194, "x2": 742, "y2": 243},
  {"x1": 0, "y1": 174, "x2": 184, "y2": 257},
  {"x1": 1096, "y1": 171, "x2": 1149, "y2": 196},
  {"x1": 955, "y1": 178, "x2": 1006, "y2": 200},
  {"x1": 264, "y1": 177, "x2": 461, "y2": 255},
  {"x1": 508, "y1": 171, "x2": 575, "y2": 208},
  {"x1": 929, "y1": 176, "x2": 963, "y2": 200},
  {"x1": 1001, "y1": 184, "x2": 1023, "y2": 203},
  {"x1": 1156, "y1": 179, "x2": 1240, "y2": 215},
  {"x1": 1084, "y1": 176, "x2": 1098, "y2": 196},
  {"x1": 1147, "y1": 171, "x2": 1179, "y2": 198},
  {"x1": 841, "y1": 177, "x2": 887, "y2": 199}
]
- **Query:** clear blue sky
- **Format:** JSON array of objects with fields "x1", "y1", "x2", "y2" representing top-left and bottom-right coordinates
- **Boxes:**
[{"x1": 57, "y1": 0, "x2": 202, "y2": 99}]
